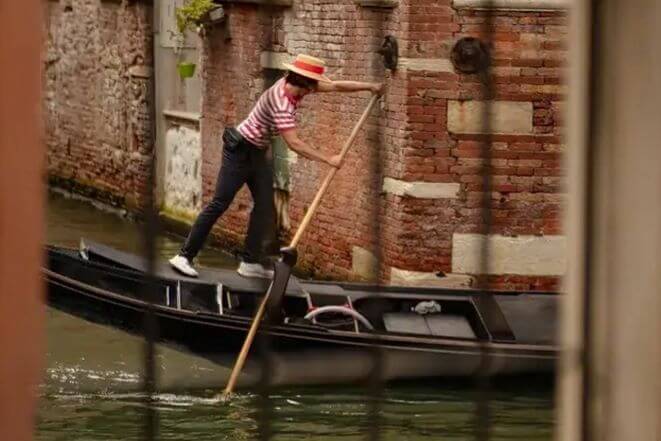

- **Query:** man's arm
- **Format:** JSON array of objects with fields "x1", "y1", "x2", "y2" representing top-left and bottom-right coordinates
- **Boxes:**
[
  {"x1": 280, "y1": 128, "x2": 341, "y2": 168},
  {"x1": 317, "y1": 80, "x2": 384, "y2": 94}
]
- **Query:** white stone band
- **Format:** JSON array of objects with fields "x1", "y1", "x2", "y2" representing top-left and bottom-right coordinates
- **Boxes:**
[
  {"x1": 452, "y1": 233, "x2": 566, "y2": 276},
  {"x1": 383, "y1": 178, "x2": 461, "y2": 199},
  {"x1": 447, "y1": 100, "x2": 533, "y2": 135},
  {"x1": 398, "y1": 58, "x2": 454, "y2": 73}
]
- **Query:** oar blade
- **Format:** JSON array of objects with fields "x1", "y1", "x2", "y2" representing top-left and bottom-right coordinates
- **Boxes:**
[{"x1": 265, "y1": 247, "x2": 298, "y2": 324}]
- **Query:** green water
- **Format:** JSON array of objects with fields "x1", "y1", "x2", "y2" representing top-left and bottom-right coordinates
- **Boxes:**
[{"x1": 38, "y1": 191, "x2": 555, "y2": 440}]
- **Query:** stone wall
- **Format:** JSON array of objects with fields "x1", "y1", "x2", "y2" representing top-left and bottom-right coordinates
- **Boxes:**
[{"x1": 45, "y1": 0, "x2": 153, "y2": 210}]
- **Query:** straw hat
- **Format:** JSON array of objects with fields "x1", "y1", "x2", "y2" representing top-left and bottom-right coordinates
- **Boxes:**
[{"x1": 283, "y1": 54, "x2": 331, "y2": 83}]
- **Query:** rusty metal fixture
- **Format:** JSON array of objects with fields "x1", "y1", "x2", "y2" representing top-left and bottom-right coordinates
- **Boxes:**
[
  {"x1": 451, "y1": 37, "x2": 490, "y2": 74},
  {"x1": 377, "y1": 35, "x2": 398, "y2": 71}
]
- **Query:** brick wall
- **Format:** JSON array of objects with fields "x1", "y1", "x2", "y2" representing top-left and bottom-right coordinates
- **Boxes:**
[
  {"x1": 44, "y1": 0, "x2": 568, "y2": 290},
  {"x1": 281, "y1": 2, "x2": 401, "y2": 279},
  {"x1": 199, "y1": 4, "x2": 272, "y2": 250},
  {"x1": 199, "y1": 0, "x2": 567, "y2": 290},
  {"x1": 386, "y1": 3, "x2": 567, "y2": 290},
  {"x1": 201, "y1": 1, "x2": 403, "y2": 277},
  {"x1": 45, "y1": 0, "x2": 153, "y2": 210}
]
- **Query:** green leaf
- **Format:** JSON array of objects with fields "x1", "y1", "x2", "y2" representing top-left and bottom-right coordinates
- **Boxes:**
[{"x1": 174, "y1": 0, "x2": 216, "y2": 35}]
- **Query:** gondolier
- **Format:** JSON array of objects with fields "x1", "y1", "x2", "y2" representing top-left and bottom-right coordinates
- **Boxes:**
[{"x1": 169, "y1": 54, "x2": 384, "y2": 278}]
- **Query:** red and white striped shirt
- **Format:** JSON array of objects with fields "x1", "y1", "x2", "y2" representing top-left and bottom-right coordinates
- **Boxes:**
[{"x1": 237, "y1": 78, "x2": 299, "y2": 148}]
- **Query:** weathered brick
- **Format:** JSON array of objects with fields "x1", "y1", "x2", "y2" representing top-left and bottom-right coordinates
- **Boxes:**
[
  {"x1": 46, "y1": 0, "x2": 568, "y2": 289},
  {"x1": 45, "y1": 0, "x2": 153, "y2": 210}
]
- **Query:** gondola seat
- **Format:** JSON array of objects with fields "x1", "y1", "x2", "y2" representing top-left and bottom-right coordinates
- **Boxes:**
[{"x1": 383, "y1": 312, "x2": 476, "y2": 339}]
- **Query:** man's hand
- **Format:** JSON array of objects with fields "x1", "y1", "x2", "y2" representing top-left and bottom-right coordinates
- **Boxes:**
[
  {"x1": 282, "y1": 129, "x2": 346, "y2": 167},
  {"x1": 327, "y1": 153, "x2": 343, "y2": 168},
  {"x1": 370, "y1": 82, "x2": 385, "y2": 96}
]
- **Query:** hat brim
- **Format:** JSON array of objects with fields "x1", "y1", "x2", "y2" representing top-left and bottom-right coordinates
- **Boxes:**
[{"x1": 283, "y1": 63, "x2": 331, "y2": 83}]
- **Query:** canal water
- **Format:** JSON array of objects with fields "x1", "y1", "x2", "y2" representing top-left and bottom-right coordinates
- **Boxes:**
[{"x1": 38, "y1": 191, "x2": 555, "y2": 440}]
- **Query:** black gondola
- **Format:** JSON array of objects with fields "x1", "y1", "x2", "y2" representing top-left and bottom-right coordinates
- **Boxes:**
[{"x1": 44, "y1": 239, "x2": 558, "y2": 385}]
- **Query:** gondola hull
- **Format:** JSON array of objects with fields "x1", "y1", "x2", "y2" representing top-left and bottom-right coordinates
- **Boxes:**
[{"x1": 44, "y1": 243, "x2": 558, "y2": 385}]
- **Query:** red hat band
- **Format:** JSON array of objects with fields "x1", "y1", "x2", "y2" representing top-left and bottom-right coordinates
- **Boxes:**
[{"x1": 292, "y1": 59, "x2": 325, "y2": 75}]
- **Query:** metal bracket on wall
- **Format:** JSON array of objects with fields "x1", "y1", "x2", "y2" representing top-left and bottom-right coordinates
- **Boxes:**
[
  {"x1": 451, "y1": 37, "x2": 490, "y2": 74},
  {"x1": 377, "y1": 35, "x2": 398, "y2": 71},
  {"x1": 207, "y1": 6, "x2": 225, "y2": 23}
]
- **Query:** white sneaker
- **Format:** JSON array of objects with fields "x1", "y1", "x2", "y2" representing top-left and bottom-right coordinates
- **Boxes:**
[
  {"x1": 169, "y1": 255, "x2": 199, "y2": 277},
  {"x1": 237, "y1": 262, "x2": 274, "y2": 279}
]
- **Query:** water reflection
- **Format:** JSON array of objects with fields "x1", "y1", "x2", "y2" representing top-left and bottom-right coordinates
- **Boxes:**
[{"x1": 46, "y1": 190, "x2": 236, "y2": 269}]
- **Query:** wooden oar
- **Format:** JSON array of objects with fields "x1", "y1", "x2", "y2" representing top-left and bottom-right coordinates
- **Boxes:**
[{"x1": 221, "y1": 93, "x2": 380, "y2": 399}]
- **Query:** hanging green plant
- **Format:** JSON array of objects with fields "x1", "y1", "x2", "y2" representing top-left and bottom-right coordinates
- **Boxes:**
[
  {"x1": 175, "y1": 0, "x2": 216, "y2": 35},
  {"x1": 177, "y1": 62, "x2": 197, "y2": 79},
  {"x1": 172, "y1": 0, "x2": 216, "y2": 79}
]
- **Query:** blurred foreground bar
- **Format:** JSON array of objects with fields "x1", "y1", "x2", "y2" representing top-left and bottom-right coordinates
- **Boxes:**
[
  {"x1": 558, "y1": 0, "x2": 661, "y2": 440},
  {"x1": 0, "y1": 1, "x2": 45, "y2": 441}
]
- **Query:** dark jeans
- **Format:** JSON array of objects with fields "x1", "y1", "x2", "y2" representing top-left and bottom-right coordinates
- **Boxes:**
[{"x1": 180, "y1": 127, "x2": 275, "y2": 264}]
